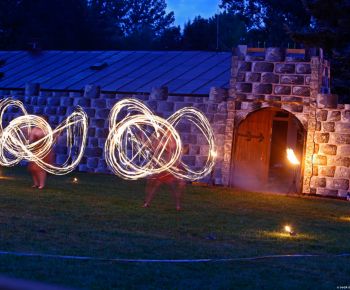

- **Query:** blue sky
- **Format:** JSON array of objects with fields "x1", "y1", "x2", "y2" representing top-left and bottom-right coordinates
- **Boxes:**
[{"x1": 166, "y1": 0, "x2": 221, "y2": 27}]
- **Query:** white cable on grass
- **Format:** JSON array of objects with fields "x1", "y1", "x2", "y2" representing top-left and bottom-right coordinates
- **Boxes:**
[{"x1": 0, "y1": 250, "x2": 348, "y2": 263}]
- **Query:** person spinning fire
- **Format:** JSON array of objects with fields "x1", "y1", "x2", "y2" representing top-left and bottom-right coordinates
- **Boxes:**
[
  {"x1": 143, "y1": 130, "x2": 185, "y2": 211},
  {"x1": 27, "y1": 117, "x2": 54, "y2": 189}
]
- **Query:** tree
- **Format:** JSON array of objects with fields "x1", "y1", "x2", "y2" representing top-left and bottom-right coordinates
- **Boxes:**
[
  {"x1": 153, "y1": 26, "x2": 182, "y2": 50},
  {"x1": 85, "y1": 0, "x2": 128, "y2": 49},
  {"x1": 121, "y1": 0, "x2": 175, "y2": 36},
  {"x1": 0, "y1": 0, "x2": 93, "y2": 50},
  {"x1": 0, "y1": 1, "x2": 23, "y2": 49},
  {"x1": 220, "y1": 0, "x2": 310, "y2": 46},
  {"x1": 289, "y1": 0, "x2": 350, "y2": 54},
  {"x1": 216, "y1": 12, "x2": 247, "y2": 50},
  {"x1": 86, "y1": 0, "x2": 175, "y2": 49},
  {"x1": 182, "y1": 16, "x2": 216, "y2": 50},
  {"x1": 288, "y1": 0, "x2": 350, "y2": 100},
  {"x1": 0, "y1": 0, "x2": 176, "y2": 50},
  {"x1": 182, "y1": 13, "x2": 246, "y2": 51},
  {"x1": 121, "y1": 25, "x2": 156, "y2": 49}
]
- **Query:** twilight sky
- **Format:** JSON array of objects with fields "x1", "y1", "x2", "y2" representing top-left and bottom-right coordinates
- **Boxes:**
[{"x1": 166, "y1": 0, "x2": 221, "y2": 27}]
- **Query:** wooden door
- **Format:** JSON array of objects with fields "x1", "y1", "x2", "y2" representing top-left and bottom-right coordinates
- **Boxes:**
[{"x1": 231, "y1": 109, "x2": 273, "y2": 190}]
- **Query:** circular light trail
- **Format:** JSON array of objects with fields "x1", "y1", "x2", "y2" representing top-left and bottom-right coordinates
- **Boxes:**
[
  {"x1": 0, "y1": 98, "x2": 88, "y2": 175},
  {"x1": 105, "y1": 99, "x2": 216, "y2": 180}
]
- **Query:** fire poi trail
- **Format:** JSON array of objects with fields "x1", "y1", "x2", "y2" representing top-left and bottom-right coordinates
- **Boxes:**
[
  {"x1": 105, "y1": 98, "x2": 216, "y2": 180},
  {"x1": 0, "y1": 99, "x2": 88, "y2": 175}
]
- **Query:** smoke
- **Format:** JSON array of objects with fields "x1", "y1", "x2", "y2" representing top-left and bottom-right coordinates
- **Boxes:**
[{"x1": 232, "y1": 164, "x2": 298, "y2": 194}]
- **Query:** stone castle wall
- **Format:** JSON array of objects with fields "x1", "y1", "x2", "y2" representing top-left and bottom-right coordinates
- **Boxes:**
[
  {"x1": 311, "y1": 102, "x2": 350, "y2": 197},
  {"x1": 1, "y1": 46, "x2": 349, "y2": 197},
  {"x1": 0, "y1": 84, "x2": 228, "y2": 184},
  {"x1": 221, "y1": 46, "x2": 350, "y2": 198},
  {"x1": 221, "y1": 47, "x2": 322, "y2": 190}
]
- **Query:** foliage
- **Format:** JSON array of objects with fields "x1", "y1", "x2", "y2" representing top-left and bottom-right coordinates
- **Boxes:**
[
  {"x1": 220, "y1": 0, "x2": 310, "y2": 46},
  {"x1": 217, "y1": 12, "x2": 247, "y2": 50},
  {"x1": 121, "y1": 0, "x2": 174, "y2": 36},
  {"x1": 182, "y1": 16, "x2": 217, "y2": 50},
  {"x1": 220, "y1": 0, "x2": 350, "y2": 99},
  {"x1": 0, "y1": 0, "x2": 92, "y2": 50},
  {"x1": 85, "y1": 0, "x2": 127, "y2": 49},
  {"x1": 86, "y1": 0, "x2": 175, "y2": 49},
  {"x1": 152, "y1": 26, "x2": 182, "y2": 50},
  {"x1": 288, "y1": 0, "x2": 350, "y2": 53},
  {"x1": 289, "y1": 0, "x2": 350, "y2": 99},
  {"x1": 182, "y1": 13, "x2": 246, "y2": 51},
  {"x1": 0, "y1": 0, "x2": 175, "y2": 50},
  {"x1": 0, "y1": 0, "x2": 20, "y2": 49},
  {"x1": 0, "y1": 0, "x2": 349, "y2": 97}
]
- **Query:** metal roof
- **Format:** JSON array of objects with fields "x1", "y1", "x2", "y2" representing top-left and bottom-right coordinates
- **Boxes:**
[{"x1": 0, "y1": 51, "x2": 231, "y2": 95}]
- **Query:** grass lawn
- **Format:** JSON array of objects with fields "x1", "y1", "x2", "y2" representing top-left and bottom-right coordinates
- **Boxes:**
[{"x1": 0, "y1": 167, "x2": 349, "y2": 289}]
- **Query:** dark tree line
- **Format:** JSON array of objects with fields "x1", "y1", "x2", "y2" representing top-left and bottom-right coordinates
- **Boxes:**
[
  {"x1": 0, "y1": 0, "x2": 247, "y2": 50},
  {"x1": 220, "y1": 0, "x2": 350, "y2": 98},
  {"x1": 220, "y1": 0, "x2": 350, "y2": 53},
  {"x1": 0, "y1": 0, "x2": 176, "y2": 50},
  {"x1": 0, "y1": 0, "x2": 349, "y2": 97},
  {"x1": 2, "y1": 0, "x2": 348, "y2": 52}
]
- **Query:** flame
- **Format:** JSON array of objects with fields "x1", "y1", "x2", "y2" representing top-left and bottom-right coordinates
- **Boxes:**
[
  {"x1": 286, "y1": 148, "x2": 300, "y2": 165},
  {"x1": 284, "y1": 225, "x2": 292, "y2": 233}
]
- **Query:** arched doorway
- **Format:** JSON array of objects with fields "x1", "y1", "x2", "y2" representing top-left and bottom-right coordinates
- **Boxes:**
[{"x1": 229, "y1": 107, "x2": 306, "y2": 193}]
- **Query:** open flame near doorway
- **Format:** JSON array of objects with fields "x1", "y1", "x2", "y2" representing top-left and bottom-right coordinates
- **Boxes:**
[
  {"x1": 286, "y1": 148, "x2": 301, "y2": 194},
  {"x1": 230, "y1": 108, "x2": 306, "y2": 194},
  {"x1": 287, "y1": 148, "x2": 300, "y2": 165}
]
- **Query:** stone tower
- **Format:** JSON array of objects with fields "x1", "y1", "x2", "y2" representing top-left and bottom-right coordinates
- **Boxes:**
[{"x1": 221, "y1": 46, "x2": 350, "y2": 198}]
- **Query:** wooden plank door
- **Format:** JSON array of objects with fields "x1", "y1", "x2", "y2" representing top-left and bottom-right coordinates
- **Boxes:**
[{"x1": 231, "y1": 109, "x2": 273, "y2": 190}]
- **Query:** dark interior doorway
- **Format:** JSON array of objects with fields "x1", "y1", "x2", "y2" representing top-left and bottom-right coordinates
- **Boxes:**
[{"x1": 230, "y1": 108, "x2": 305, "y2": 193}]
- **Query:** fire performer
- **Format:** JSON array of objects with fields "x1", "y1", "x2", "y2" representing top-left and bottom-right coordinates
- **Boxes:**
[
  {"x1": 27, "y1": 116, "x2": 54, "y2": 189},
  {"x1": 143, "y1": 130, "x2": 185, "y2": 211}
]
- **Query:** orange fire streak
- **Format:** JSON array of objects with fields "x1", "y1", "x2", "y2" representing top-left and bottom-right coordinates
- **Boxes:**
[{"x1": 286, "y1": 148, "x2": 300, "y2": 165}]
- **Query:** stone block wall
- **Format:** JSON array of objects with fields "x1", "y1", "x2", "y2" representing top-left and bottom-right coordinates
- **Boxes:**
[
  {"x1": 229, "y1": 46, "x2": 314, "y2": 115},
  {"x1": 310, "y1": 101, "x2": 350, "y2": 197},
  {"x1": 0, "y1": 84, "x2": 228, "y2": 184},
  {"x1": 222, "y1": 46, "x2": 349, "y2": 198},
  {"x1": 222, "y1": 47, "x2": 320, "y2": 189},
  {"x1": 0, "y1": 46, "x2": 348, "y2": 197}
]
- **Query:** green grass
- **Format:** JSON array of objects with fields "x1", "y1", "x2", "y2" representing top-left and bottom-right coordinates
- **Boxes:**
[{"x1": 0, "y1": 167, "x2": 349, "y2": 289}]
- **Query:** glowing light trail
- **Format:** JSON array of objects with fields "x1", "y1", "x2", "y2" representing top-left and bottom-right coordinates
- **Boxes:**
[
  {"x1": 0, "y1": 99, "x2": 88, "y2": 175},
  {"x1": 105, "y1": 99, "x2": 216, "y2": 180}
]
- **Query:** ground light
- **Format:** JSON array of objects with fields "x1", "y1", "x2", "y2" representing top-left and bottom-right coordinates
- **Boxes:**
[
  {"x1": 339, "y1": 216, "x2": 350, "y2": 222},
  {"x1": 0, "y1": 167, "x2": 14, "y2": 180},
  {"x1": 72, "y1": 177, "x2": 79, "y2": 184},
  {"x1": 0, "y1": 175, "x2": 15, "y2": 180},
  {"x1": 284, "y1": 224, "x2": 297, "y2": 236}
]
